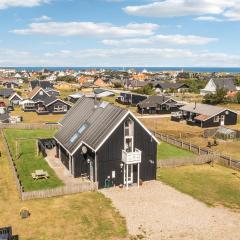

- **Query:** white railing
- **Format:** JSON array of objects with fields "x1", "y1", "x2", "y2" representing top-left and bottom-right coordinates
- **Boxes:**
[
  {"x1": 122, "y1": 148, "x2": 141, "y2": 164},
  {"x1": 171, "y1": 111, "x2": 182, "y2": 117}
]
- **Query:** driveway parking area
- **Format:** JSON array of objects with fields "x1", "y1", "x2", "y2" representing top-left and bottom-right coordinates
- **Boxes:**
[{"x1": 101, "y1": 181, "x2": 240, "y2": 240}]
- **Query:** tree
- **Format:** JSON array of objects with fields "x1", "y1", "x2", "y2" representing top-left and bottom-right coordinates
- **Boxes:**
[
  {"x1": 203, "y1": 88, "x2": 227, "y2": 105},
  {"x1": 236, "y1": 92, "x2": 240, "y2": 104},
  {"x1": 133, "y1": 83, "x2": 155, "y2": 95}
]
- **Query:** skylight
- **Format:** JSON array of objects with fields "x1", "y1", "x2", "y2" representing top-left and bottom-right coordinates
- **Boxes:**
[
  {"x1": 69, "y1": 123, "x2": 89, "y2": 144},
  {"x1": 99, "y1": 101, "x2": 109, "y2": 109}
]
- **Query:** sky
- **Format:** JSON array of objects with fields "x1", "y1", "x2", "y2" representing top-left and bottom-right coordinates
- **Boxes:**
[{"x1": 0, "y1": 0, "x2": 240, "y2": 67}]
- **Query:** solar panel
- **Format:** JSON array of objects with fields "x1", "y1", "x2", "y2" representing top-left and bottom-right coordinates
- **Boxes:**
[{"x1": 99, "y1": 101, "x2": 109, "y2": 109}]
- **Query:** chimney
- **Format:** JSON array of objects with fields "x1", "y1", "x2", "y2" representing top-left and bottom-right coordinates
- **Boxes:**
[
  {"x1": 94, "y1": 94, "x2": 98, "y2": 108},
  {"x1": 194, "y1": 101, "x2": 197, "y2": 110}
]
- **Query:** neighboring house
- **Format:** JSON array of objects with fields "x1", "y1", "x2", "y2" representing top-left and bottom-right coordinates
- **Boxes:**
[
  {"x1": 30, "y1": 80, "x2": 53, "y2": 90},
  {"x1": 0, "y1": 89, "x2": 14, "y2": 98},
  {"x1": 116, "y1": 92, "x2": 148, "y2": 105},
  {"x1": 28, "y1": 87, "x2": 51, "y2": 102},
  {"x1": 94, "y1": 78, "x2": 109, "y2": 87},
  {"x1": 46, "y1": 89, "x2": 60, "y2": 97},
  {"x1": 200, "y1": 78, "x2": 237, "y2": 96},
  {"x1": 9, "y1": 92, "x2": 23, "y2": 105},
  {"x1": 54, "y1": 97, "x2": 158, "y2": 189},
  {"x1": 36, "y1": 96, "x2": 71, "y2": 115},
  {"x1": 0, "y1": 114, "x2": 9, "y2": 123},
  {"x1": 3, "y1": 81, "x2": 19, "y2": 89},
  {"x1": 93, "y1": 88, "x2": 115, "y2": 98},
  {"x1": 171, "y1": 103, "x2": 237, "y2": 128},
  {"x1": 21, "y1": 99, "x2": 36, "y2": 112},
  {"x1": 126, "y1": 80, "x2": 149, "y2": 89},
  {"x1": 152, "y1": 82, "x2": 190, "y2": 93},
  {"x1": 137, "y1": 95, "x2": 185, "y2": 114},
  {"x1": 68, "y1": 93, "x2": 85, "y2": 103}
]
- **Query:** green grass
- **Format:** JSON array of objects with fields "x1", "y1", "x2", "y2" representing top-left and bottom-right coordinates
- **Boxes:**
[
  {"x1": 157, "y1": 142, "x2": 194, "y2": 160},
  {"x1": 157, "y1": 164, "x2": 240, "y2": 209},
  {"x1": 4, "y1": 129, "x2": 63, "y2": 191}
]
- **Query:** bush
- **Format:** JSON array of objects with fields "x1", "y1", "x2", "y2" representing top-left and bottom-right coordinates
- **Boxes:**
[
  {"x1": 133, "y1": 83, "x2": 155, "y2": 95},
  {"x1": 203, "y1": 88, "x2": 227, "y2": 105}
]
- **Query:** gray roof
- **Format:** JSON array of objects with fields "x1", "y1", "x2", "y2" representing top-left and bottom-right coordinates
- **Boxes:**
[
  {"x1": 138, "y1": 95, "x2": 173, "y2": 108},
  {"x1": 152, "y1": 82, "x2": 189, "y2": 90},
  {"x1": 55, "y1": 97, "x2": 128, "y2": 154},
  {"x1": 212, "y1": 78, "x2": 236, "y2": 91},
  {"x1": 0, "y1": 89, "x2": 14, "y2": 98},
  {"x1": 43, "y1": 96, "x2": 57, "y2": 106},
  {"x1": 0, "y1": 113, "x2": 9, "y2": 122},
  {"x1": 180, "y1": 103, "x2": 229, "y2": 116}
]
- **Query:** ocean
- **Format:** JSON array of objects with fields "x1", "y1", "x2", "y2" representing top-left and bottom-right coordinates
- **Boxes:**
[{"x1": 1, "y1": 67, "x2": 240, "y2": 73}]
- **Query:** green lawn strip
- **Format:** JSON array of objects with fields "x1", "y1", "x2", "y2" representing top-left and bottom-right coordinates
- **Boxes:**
[
  {"x1": 157, "y1": 165, "x2": 240, "y2": 209},
  {"x1": 4, "y1": 129, "x2": 63, "y2": 191},
  {"x1": 157, "y1": 142, "x2": 194, "y2": 160}
]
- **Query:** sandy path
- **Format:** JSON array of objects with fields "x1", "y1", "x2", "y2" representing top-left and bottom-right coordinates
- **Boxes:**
[{"x1": 101, "y1": 181, "x2": 240, "y2": 240}]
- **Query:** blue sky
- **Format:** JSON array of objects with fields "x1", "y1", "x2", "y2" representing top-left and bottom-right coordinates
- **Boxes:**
[{"x1": 0, "y1": 0, "x2": 240, "y2": 67}]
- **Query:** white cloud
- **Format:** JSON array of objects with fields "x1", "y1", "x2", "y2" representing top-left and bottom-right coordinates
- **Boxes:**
[
  {"x1": 102, "y1": 34, "x2": 218, "y2": 46},
  {"x1": 33, "y1": 15, "x2": 51, "y2": 22},
  {"x1": 123, "y1": 0, "x2": 240, "y2": 21},
  {"x1": 124, "y1": 0, "x2": 234, "y2": 17},
  {"x1": 0, "y1": 47, "x2": 240, "y2": 67},
  {"x1": 194, "y1": 16, "x2": 223, "y2": 22},
  {"x1": 0, "y1": 0, "x2": 49, "y2": 9},
  {"x1": 11, "y1": 21, "x2": 159, "y2": 37}
]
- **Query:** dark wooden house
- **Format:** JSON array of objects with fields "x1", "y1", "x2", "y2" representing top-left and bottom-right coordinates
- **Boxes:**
[
  {"x1": 171, "y1": 103, "x2": 237, "y2": 128},
  {"x1": 137, "y1": 95, "x2": 185, "y2": 114},
  {"x1": 9, "y1": 92, "x2": 23, "y2": 105},
  {"x1": 30, "y1": 80, "x2": 53, "y2": 90},
  {"x1": 36, "y1": 96, "x2": 71, "y2": 115},
  {"x1": 54, "y1": 97, "x2": 159, "y2": 189},
  {"x1": 152, "y1": 82, "x2": 190, "y2": 93},
  {"x1": 116, "y1": 92, "x2": 148, "y2": 106}
]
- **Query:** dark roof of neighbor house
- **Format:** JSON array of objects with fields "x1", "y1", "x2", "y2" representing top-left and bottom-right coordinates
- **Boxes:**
[
  {"x1": 43, "y1": 96, "x2": 71, "y2": 107},
  {"x1": 212, "y1": 78, "x2": 236, "y2": 91},
  {"x1": 180, "y1": 103, "x2": 234, "y2": 117},
  {"x1": 28, "y1": 87, "x2": 49, "y2": 100},
  {"x1": 152, "y1": 82, "x2": 189, "y2": 90},
  {"x1": 138, "y1": 95, "x2": 174, "y2": 108},
  {"x1": 129, "y1": 80, "x2": 149, "y2": 88},
  {"x1": 30, "y1": 80, "x2": 53, "y2": 90},
  {"x1": 0, "y1": 113, "x2": 9, "y2": 122},
  {"x1": 0, "y1": 89, "x2": 14, "y2": 98},
  {"x1": 9, "y1": 92, "x2": 23, "y2": 101},
  {"x1": 55, "y1": 97, "x2": 128, "y2": 154}
]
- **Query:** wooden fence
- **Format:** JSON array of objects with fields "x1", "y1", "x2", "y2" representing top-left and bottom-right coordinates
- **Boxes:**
[
  {"x1": 1, "y1": 129, "x2": 23, "y2": 194},
  {"x1": 1, "y1": 129, "x2": 97, "y2": 201},
  {"x1": 0, "y1": 123, "x2": 60, "y2": 130},
  {"x1": 154, "y1": 132, "x2": 240, "y2": 171},
  {"x1": 21, "y1": 182, "x2": 98, "y2": 201},
  {"x1": 158, "y1": 154, "x2": 214, "y2": 168}
]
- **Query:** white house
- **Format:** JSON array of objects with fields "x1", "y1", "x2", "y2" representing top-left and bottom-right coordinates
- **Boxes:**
[{"x1": 200, "y1": 78, "x2": 237, "y2": 96}]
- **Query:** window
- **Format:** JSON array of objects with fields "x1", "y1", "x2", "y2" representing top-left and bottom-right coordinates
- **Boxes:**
[
  {"x1": 54, "y1": 105, "x2": 64, "y2": 112},
  {"x1": 214, "y1": 116, "x2": 219, "y2": 122},
  {"x1": 39, "y1": 90, "x2": 43, "y2": 95},
  {"x1": 70, "y1": 133, "x2": 78, "y2": 143},
  {"x1": 69, "y1": 123, "x2": 89, "y2": 144}
]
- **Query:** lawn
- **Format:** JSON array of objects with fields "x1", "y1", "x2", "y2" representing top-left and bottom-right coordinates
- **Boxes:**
[
  {"x1": 0, "y1": 134, "x2": 128, "y2": 240},
  {"x1": 157, "y1": 164, "x2": 240, "y2": 209},
  {"x1": 157, "y1": 142, "x2": 194, "y2": 160},
  {"x1": 141, "y1": 117, "x2": 240, "y2": 160},
  {"x1": 10, "y1": 106, "x2": 64, "y2": 123},
  {"x1": 4, "y1": 129, "x2": 63, "y2": 191}
]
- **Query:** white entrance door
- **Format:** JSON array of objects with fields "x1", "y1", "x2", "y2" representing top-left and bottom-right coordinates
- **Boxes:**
[
  {"x1": 124, "y1": 164, "x2": 133, "y2": 184},
  {"x1": 89, "y1": 161, "x2": 94, "y2": 182},
  {"x1": 220, "y1": 115, "x2": 225, "y2": 126}
]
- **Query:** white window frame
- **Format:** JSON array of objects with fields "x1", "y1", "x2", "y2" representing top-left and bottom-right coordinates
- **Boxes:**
[
  {"x1": 214, "y1": 115, "x2": 219, "y2": 122},
  {"x1": 54, "y1": 104, "x2": 64, "y2": 112}
]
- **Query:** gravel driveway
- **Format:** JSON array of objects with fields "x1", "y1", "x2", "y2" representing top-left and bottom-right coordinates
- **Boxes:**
[{"x1": 101, "y1": 181, "x2": 240, "y2": 240}]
